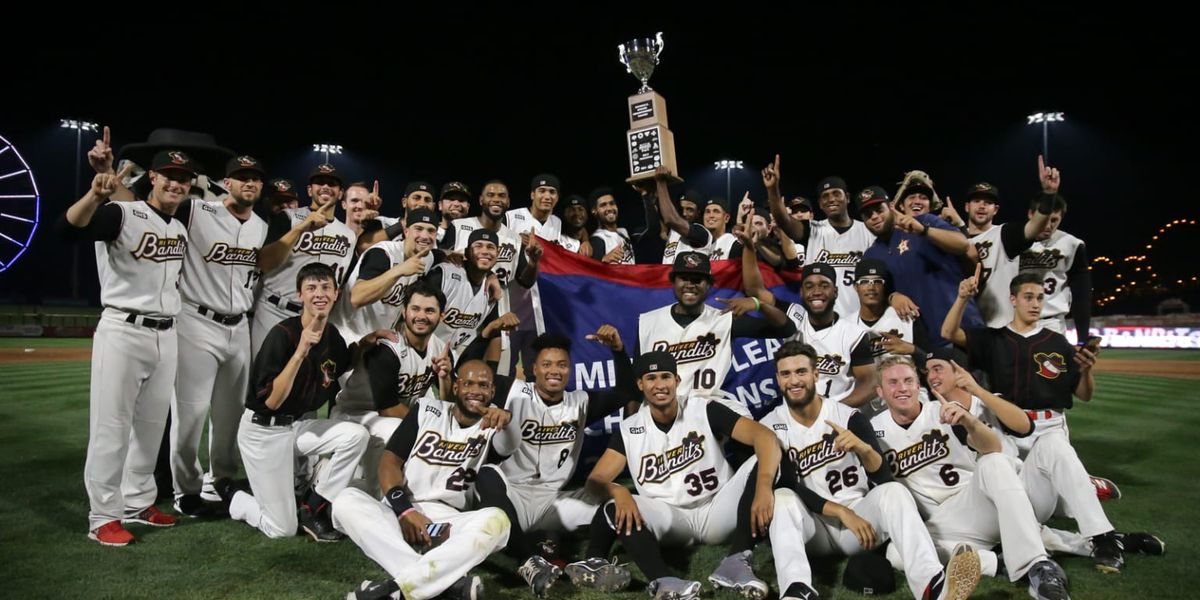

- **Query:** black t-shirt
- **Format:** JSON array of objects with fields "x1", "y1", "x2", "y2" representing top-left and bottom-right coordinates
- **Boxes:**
[
  {"x1": 607, "y1": 401, "x2": 740, "y2": 455},
  {"x1": 964, "y1": 326, "x2": 1081, "y2": 411},
  {"x1": 247, "y1": 316, "x2": 351, "y2": 416}
]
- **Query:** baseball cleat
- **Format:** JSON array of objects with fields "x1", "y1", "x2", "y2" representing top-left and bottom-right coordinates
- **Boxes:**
[
  {"x1": 781, "y1": 581, "x2": 820, "y2": 600},
  {"x1": 646, "y1": 577, "x2": 702, "y2": 600},
  {"x1": 298, "y1": 504, "x2": 343, "y2": 542},
  {"x1": 517, "y1": 555, "x2": 562, "y2": 597},
  {"x1": 565, "y1": 557, "x2": 632, "y2": 591},
  {"x1": 439, "y1": 574, "x2": 484, "y2": 600},
  {"x1": 1091, "y1": 476, "x2": 1121, "y2": 501},
  {"x1": 1027, "y1": 559, "x2": 1070, "y2": 600},
  {"x1": 346, "y1": 579, "x2": 401, "y2": 600},
  {"x1": 1117, "y1": 532, "x2": 1165, "y2": 556},
  {"x1": 174, "y1": 493, "x2": 218, "y2": 518},
  {"x1": 123, "y1": 505, "x2": 177, "y2": 528},
  {"x1": 88, "y1": 520, "x2": 135, "y2": 547},
  {"x1": 926, "y1": 544, "x2": 980, "y2": 600},
  {"x1": 1091, "y1": 532, "x2": 1125, "y2": 573},
  {"x1": 708, "y1": 550, "x2": 768, "y2": 599}
]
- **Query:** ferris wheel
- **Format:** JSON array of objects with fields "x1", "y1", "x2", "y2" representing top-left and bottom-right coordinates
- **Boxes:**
[{"x1": 0, "y1": 133, "x2": 40, "y2": 273}]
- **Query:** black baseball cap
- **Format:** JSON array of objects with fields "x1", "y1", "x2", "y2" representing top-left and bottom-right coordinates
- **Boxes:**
[
  {"x1": 802, "y1": 262, "x2": 837, "y2": 283},
  {"x1": 406, "y1": 208, "x2": 437, "y2": 227},
  {"x1": 925, "y1": 346, "x2": 968, "y2": 367},
  {"x1": 150, "y1": 150, "x2": 199, "y2": 176},
  {"x1": 842, "y1": 552, "x2": 897, "y2": 595},
  {"x1": 467, "y1": 228, "x2": 499, "y2": 247},
  {"x1": 634, "y1": 351, "x2": 678, "y2": 378},
  {"x1": 704, "y1": 196, "x2": 729, "y2": 212},
  {"x1": 308, "y1": 163, "x2": 343, "y2": 185},
  {"x1": 788, "y1": 195, "x2": 812, "y2": 211},
  {"x1": 854, "y1": 259, "x2": 891, "y2": 282},
  {"x1": 531, "y1": 173, "x2": 561, "y2": 191},
  {"x1": 857, "y1": 185, "x2": 890, "y2": 215},
  {"x1": 440, "y1": 181, "x2": 471, "y2": 201},
  {"x1": 900, "y1": 181, "x2": 935, "y2": 202},
  {"x1": 817, "y1": 176, "x2": 848, "y2": 195},
  {"x1": 404, "y1": 181, "x2": 434, "y2": 197},
  {"x1": 670, "y1": 251, "x2": 712, "y2": 280},
  {"x1": 680, "y1": 189, "x2": 704, "y2": 205},
  {"x1": 268, "y1": 178, "x2": 298, "y2": 200},
  {"x1": 588, "y1": 187, "x2": 614, "y2": 207},
  {"x1": 224, "y1": 155, "x2": 265, "y2": 179},
  {"x1": 564, "y1": 194, "x2": 586, "y2": 208},
  {"x1": 965, "y1": 182, "x2": 1000, "y2": 203}
]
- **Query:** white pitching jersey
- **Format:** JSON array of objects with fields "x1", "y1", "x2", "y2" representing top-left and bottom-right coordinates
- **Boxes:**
[
  {"x1": 101, "y1": 201, "x2": 187, "y2": 316},
  {"x1": 451, "y1": 217, "x2": 522, "y2": 285},
  {"x1": 761, "y1": 400, "x2": 868, "y2": 504},
  {"x1": 259, "y1": 207, "x2": 355, "y2": 301},
  {"x1": 592, "y1": 228, "x2": 635, "y2": 265},
  {"x1": 621, "y1": 401, "x2": 733, "y2": 508},
  {"x1": 872, "y1": 398, "x2": 985, "y2": 514},
  {"x1": 850, "y1": 307, "x2": 915, "y2": 359},
  {"x1": 179, "y1": 200, "x2": 267, "y2": 315},
  {"x1": 708, "y1": 232, "x2": 739, "y2": 262},
  {"x1": 430, "y1": 263, "x2": 496, "y2": 354},
  {"x1": 505, "y1": 208, "x2": 580, "y2": 252},
  {"x1": 788, "y1": 309, "x2": 870, "y2": 400},
  {"x1": 494, "y1": 383, "x2": 590, "y2": 489},
  {"x1": 805, "y1": 219, "x2": 874, "y2": 318},
  {"x1": 662, "y1": 227, "x2": 713, "y2": 264},
  {"x1": 1019, "y1": 230, "x2": 1084, "y2": 321},
  {"x1": 332, "y1": 241, "x2": 434, "y2": 342},
  {"x1": 639, "y1": 304, "x2": 733, "y2": 400},
  {"x1": 401, "y1": 399, "x2": 497, "y2": 509},
  {"x1": 971, "y1": 224, "x2": 1022, "y2": 327},
  {"x1": 337, "y1": 333, "x2": 447, "y2": 413}
]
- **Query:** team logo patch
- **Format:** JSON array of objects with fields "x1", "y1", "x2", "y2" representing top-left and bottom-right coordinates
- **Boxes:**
[
  {"x1": 812, "y1": 249, "x2": 862, "y2": 268},
  {"x1": 413, "y1": 431, "x2": 488, "y2": 466},
  {"x1": 637, "y1": 431, "x2": 706, "y2": 485},
  {"x1": 274, "y1": 180, "x2": 292, "y2": 192},
  {"x1": 1020, "y1": 248, "x2": 1065, "y2": 269},
  {"x1": 395, "y1": 367, "x2": 437, "y2": 401},
  {"x1": 974, "y1": 240, "x2": 993, "y2": 261},
  {"x1": 1034, "y1": 352, "x2": 1068, "y2": 379},
  {"x1": 682, "y1": 253, "x2": 703, "y2": 269},
  {"x1": 317, "y1": 164, "x2": 335, "y2": 174},
  {"x1": 814, "y1": 353, "x2": 846, "y2": 375},
  {"x1": 130, "y1": 233, "x2": 186, "y2": 262},
  {"x1": 168, "y1": 151, "x2": 187, "y2": 165},
  {"x1": 884, "y1": 429, "x2": 951, "y2": 478},
  {"x1": 320, "y1": 359, "x2": 337, "y2": 388},
  {"x1": 897, "y1": 239, "x2": 911, "y2": 255},
  {"x1": 293, "y1": 232, "x2": 351, "y2": 257},
  {"x1": 497, "y1": 243, "x2": 517, "y2": 264},
  {"x1": 442, "y1": 308, "x2": 483, "y2": 329},
  {"x1": 203, "y1": 243, "x2": 258, "y2": 266},
  {"x1": 237, "y1": 156, "x2": 256, "y2": 167},
  {"x1": 520, "y1": 419, "x2": 578, "y2": 445},
  {"x1": 651, "y1": 333, "x2": 720, "y2": 365},
  {"x1": 787, "y1": 432, "x2": 845, "y2": 477}
]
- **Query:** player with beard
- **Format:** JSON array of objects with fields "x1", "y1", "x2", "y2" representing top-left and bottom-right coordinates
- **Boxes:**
[
  {"x1": 424, "y1": 229, "x2": 524, "y2": 356},
  {"x1": 437, "y1": 181, "x2": 472, "y2": 246},
  {"x1": 359, "y1": 181, "x2": 437, "y2": 248},
  {"x1": 561, "y1": 194, "x2": 594, "y2": 257},
  {"x1": 588, "y1": 187, "x2": 635, "y2": 264}
]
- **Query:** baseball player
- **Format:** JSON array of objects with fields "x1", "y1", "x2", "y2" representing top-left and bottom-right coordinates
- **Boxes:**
[
  {"x1": 424, "y1": 229, "x2": 528, "y2": 356},
  {"x1": 583, "y1": 351, "x2": 811, "y2": 600},
  {"x1": 342, "y1": 181, "x2": 384, "y2": 238},
  {"x1": 334, "y1": 359, "x2": 512, "y2": 600},
  {"x1": 943, "y1": 271, "x2": 1164, "y2": 572},
  {"x1": 57, "y1": 150, "x2": 195, "y2": 545},
  {"x1": 699, "y1": 196, "x2": 742, "y2": 261},
  {"x1": 561, "y1": 194, "x2": 594, "y2": 256},
  {"x1": 252, "y1": 163, "x2": 356, "y2": 356},
  {"x1": 963, "y1": 156, "x2": 1058, "y2": 327},
  {"x1": 444, "y1": 180, "x2": 522, "y2": 282},
  {"x1": 469, "y1": 329, "x2": 636, "y2": 596},
  {"x1": 653, "y1": 180, "x2": 712, "y2": 264},
  {"x1": 848, "y1": 259, "x2": 930, "y2": 360},
  {"x1": 873, "y1": 353, "x2": 1073, "y2": 599},
  {"x1": 761, "y1": 341, "x2": 981, "y2": 600},
  {"x1": 358, "y1": 181, "x2": 436, "y2": 249},
  {"x1": 638, "y1": 251, "x2": 796, "y2": 412},
  {"x1": 332, "y1": 208, "x2": 440, "y2": 345},
  {"x1": 220, "y1": 263, "x2": 377, "y2": 542},
  {"x1": 333, "y1": 281, "x2": 451, "y2": 491},
  {"x1": 587, "y1": 187, "x2": 635, "y2": 264},
  {"x1": 169, "y1": 155, "x2": 270, "y2": 515},
  {"x1": 1018, "y1": 194, "x2": 1091, "y2": 337},
  {"x1": 437, "y1": 181, "x2": 472, "y2": 246},
  {"x1": 762, "y1": 155, "x2": 875, "y2": 319},
  {"x1": 505, "y1": 173, "x2": 580, "y2": 253},
  {"x1": 264, "y1": 178, "x2": 300, "y2": 215}
]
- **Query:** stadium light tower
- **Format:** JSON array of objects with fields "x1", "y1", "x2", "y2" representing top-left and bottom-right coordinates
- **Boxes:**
[
  {"x1": 60, "y1": 119, "x2": 101, "y2": 299},
  {"x1": 312, "y1": 143, "x2": 344, "y2": 164},
  {"x1": 1026, "y1": 112, "x2": 1064, "y2": 161},
  {"x1": 713, "y1": 159, "x2": 743, "y2": 204}
]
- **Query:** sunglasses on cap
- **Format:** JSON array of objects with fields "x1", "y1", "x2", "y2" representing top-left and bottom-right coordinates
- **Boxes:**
[{"x1": 855, "y1": 277, "x2": 886, "y2": 286}]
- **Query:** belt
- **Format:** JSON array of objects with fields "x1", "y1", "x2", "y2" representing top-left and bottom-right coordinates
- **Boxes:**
[
  {"x1": 198, "y1": 305, "x2": 244, "y2": 326},
  {"x1": 267, "y1": 294, "x2": 303, "y2": 313},
  {"x1": 124, "y1": 313, "x2": 174, "y2": 330},
  {"x1": 251, "y1": 412, "x2": 297, "y2": 427},
  {"x1": 1025, "y1": 409, "x2": 1062, "y2": 421}
]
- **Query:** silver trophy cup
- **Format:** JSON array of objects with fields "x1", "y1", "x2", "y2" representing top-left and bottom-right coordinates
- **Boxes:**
[{"x1": 618, "y1": 32, "x2": 665, "y2": 94}]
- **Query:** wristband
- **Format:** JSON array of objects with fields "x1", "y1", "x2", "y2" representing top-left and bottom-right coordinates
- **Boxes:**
[
  {"x1": 384, "y1": 485, "x2": 414, "y2": 516},
  {"x1": 752, "y1": 297, "x2": 761, "y2": 312}
]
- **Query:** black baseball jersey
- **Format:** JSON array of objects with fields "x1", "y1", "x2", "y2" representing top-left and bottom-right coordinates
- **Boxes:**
[
  {"x1": 248, "y1": 316, "x2": 351, "y2": 417},
  {"x1": 964, "y1": 326, "x2": 1081, "y2": 411}
]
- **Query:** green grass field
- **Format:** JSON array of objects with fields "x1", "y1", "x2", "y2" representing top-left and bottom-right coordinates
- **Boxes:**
[{"x1": 1, "y1": 340, "x2": 1196, "y2": 599}]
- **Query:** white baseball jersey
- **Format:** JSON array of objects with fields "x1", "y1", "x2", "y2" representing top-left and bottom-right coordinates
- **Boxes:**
[
  {"x1": 450, "y1": 217, "x2": 522, "y2": 284},
  {"x1": 639, "y1": 304, "x2": 732, "y2": 400},
  {"x1": 971, "y1": 224, "x2": 1023, "y2": 327},
  {"x1": 505, "y1": 208, "x2": 580, "y2": 252},
  {"x1": 337, "y1": 333, "x2": 447, "y2": 412},
  {"x1": 402, "y1": 399, "x2": 497, "y2": 509},
  {"x1": 430, "y1": 263, "x2": 496, "y2": 354},
  {"x1": 661, "y1": 227, "x2": 713, "y2": 264},
  {"x1": 332, "y1": 240, "x2": 434, "y2": 342},
  {"x1": 100, "y1": 200, "x2": 187, "y2": 316},
  {"x1": 493, "y1": 383, "x2": 590, "y2": 489},
  {"x1": 179, "y1": 200, "x2": 268, "y2": 315},
  {"x1": 761, "y1": 399, "x2": 868, "y2": 504},
  {"x1": 787, "y1": 309, "x2": 870, "y2": 400},
  {"x1": 1020, "y1": 229, "x2": 1084, "y2": 321},
  {"x1": 871, "y1": 398, "x2": 985, "y2": 514},
  {"x1": 620, "y1": 401, "x2": 733, "y2": 508},
  {"x1": 592, "y1": 227, "x2": 635, "y2": 265},
  {"x1": 258, "y1": 207, "x2": 355, "y2": 301},
  {"x1": 850, "y1": 307, "x2": 915, "y2": 359},
  {"x1": 708, "y1": 232, "x2": 739, "y2": 261},
  {"x1": 805, "y1": 219, "x2": 874, "y2": 318}
]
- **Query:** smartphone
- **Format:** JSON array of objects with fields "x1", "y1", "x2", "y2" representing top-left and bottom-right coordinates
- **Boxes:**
[
  {"x1": 426, "y1": 522, "x2": 451, "y2": 544},
  {"x1": 1083, "y1": 335, "x2": 1102, "y2": 354}
]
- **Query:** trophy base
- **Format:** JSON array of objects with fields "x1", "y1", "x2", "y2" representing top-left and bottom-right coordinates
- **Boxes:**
[{"x1": 626, "y1": 172, "x2": 683, "y2": 185}]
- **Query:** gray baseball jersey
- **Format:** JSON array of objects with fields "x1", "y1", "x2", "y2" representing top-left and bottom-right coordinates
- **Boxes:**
[
  {"x1": 179, "y1": 200, "x2": 268, "y2": 314},
  {"x1": 871, "y1": 398, "x2": 984, "y2": 513},
  {"x1": 429, "y1": 262, "x2": 496, "y2": 354},
  {"x1": 761, "y1": 399, "x2": 868, "y2": 504},
  {"x1": 337, "y1": 333, "x2": 448, "y2": 413},
  {"x1": 332, "y1": 240, "x2": 434, "y2": 343},
  {"x1": 392, "y1": 398, "x2": 497, "y2": 508},
  {"x1": 620, "y1": 400, "x2": 733, "y2": 508},
  {"x1": 708, "y1": 232, "x2": 740, "y2": 261},
  {"x1": 591, "y1": 227, "x2": 635, "y2": 265},
  {"x1": 638, "y1": 303, "x2": 732, "y2": 400},
  {"x1": 258, "y1": 207, "x2": 355, "y2": 302},
  {"x1": 1019, "y1": 230, "x2": 1084, "y2": 323},
  {"x1": 786, "y1": 308, "x2": 871, "y2": 400},
  {"x1": 804, "y1": 219, "x2": 874, "y2": 319},
  {"x1": 661, "y1": 226, "x2": 713, "y2": 264},
  {"x1": 849, "y1": 307, "x2": 915, "y2": 359},
  {"x1": 493, "y1": 383, "x2": 590, "y2": 489},
  {"x1": 101, "y1": 200, "x2": 187, "y2": 316},
  {"x1": 450, "y1": 217, "x2": 522, "y2": 285}
]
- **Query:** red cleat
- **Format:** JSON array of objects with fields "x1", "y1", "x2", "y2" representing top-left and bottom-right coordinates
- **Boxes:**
[
  {"x1": 1092, "y1": 476, "x2": 1122, "y2": 501},
  {"x1": 123, "y1": 506, "x2": 178, "y2": 528},
  {"x1": 89, "y1": 520, "x2": 135, "y2": 546}
]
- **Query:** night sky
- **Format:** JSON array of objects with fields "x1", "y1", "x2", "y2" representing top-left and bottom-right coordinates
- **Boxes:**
[{"x1": 3, "y1": 5, "x2": 1194, "y2": 310}]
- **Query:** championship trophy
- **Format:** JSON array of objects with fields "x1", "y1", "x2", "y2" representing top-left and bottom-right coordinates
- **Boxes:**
[{"x1": 619, "y1": 32, "x2": 681, "y2": 184}]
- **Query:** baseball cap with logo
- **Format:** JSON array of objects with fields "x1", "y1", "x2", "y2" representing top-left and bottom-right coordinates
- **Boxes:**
[
  {"x1": 704, "y1": 196, "x2": 729, "y2": 212},
  {"x1": 531, "y1": 173, "x2": 561, "y2": 191},
  {"x1": 670, "y1": 251, "x2": 713, "y2": 280},
  {"x1": 856, "y1": 186, "x2": 890, "y2": 215},
  {"x1": 564, "y1": 194, "x2": 586, "y2": 208},
  {"x1": 680, "y1": 189, "x2": 704, "y2": 205},
  {"x1": 308, "y1": 163, "x2": 343, "y2": 186},
  {"x1": 925, "y1": 345, "x2": 968, "y2": 367},
  {"x1": 788, "y1": 195, "x2": 812, "y2": 211},
  {"x1": 965, "y1": 182, "x2": 1000, "y2": 203},
  {"x1": 842, "y1": 552, "x2": 897, "y2": 595},
  {"x1": 440, "y1": 181, "x2": 472, "y2": 201},
  {"x1": 224, "y1": 155, "x2": 265, "y2": 179},
  {"x1": 802, "y1": 262, "x2": 837, "y2": 284},
  {"x1": 406, "y1": 208, "x2": 437, "y2": 227},
  {"x1": 854, "y1": 258, "x2": 891, "y2": 282},
  {"x1": 817, "y1": 176, "x2": 848, "y2": 196},
  {"x1": 268, "y1": 178, "x2": 299, "y2": 200},
  {"x1": 404, "y1": 181, "x2": 434, "y2": 197},
  {"x1": 467, "y1": 228, "x2": 500, "y2": 247},
  {"x1": 150, "y1": 150, "x2": 199, "y2": 176},
  {"x1": 634, "y1": 351, "x2": 678, "y2": 378}
]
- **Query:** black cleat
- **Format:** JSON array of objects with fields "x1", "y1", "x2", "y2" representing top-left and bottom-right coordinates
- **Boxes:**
[
  {"x1": 1027, "y1": 560, "x2": 1070, "y2": 600},
  {"x1": 1091, "y1": 532, "x2": 1125, "y2": 573},
  {"x1": 781, "y1": 581, "x2": 820, "y2": 599},
  {"x1": 438, "y1": 574, "x2": 484, "y2": 600},
  {"x1": 298, "y1": 504, "x2": 344, "y2": 543},
  {"x1": 174, "y1": 493, "x2": 219, "y2": 518},
  {"x1": 1117, "y1": 532, "x2": 1165, "y2": 556},
  {"x1": 346, "y1": 579, "x2": 401, "y2": 600},
  {"x1": 518, "y1": 555, "x2": 562, "y2": 597}
]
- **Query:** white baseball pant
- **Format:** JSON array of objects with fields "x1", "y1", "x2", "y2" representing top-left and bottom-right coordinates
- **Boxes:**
[{"x1": 329, "y1": 405, "x2": 403, "y2": 495}]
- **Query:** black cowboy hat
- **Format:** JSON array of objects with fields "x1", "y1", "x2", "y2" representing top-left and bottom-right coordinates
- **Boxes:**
[{"x1": 118, "y1": 128, "x2": 236, "y2": 177}]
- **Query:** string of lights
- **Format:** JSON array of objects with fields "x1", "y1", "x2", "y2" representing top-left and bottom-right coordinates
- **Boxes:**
[{"x1": 1093, "y1": 219, "x2": 1198, "y2": 308}]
